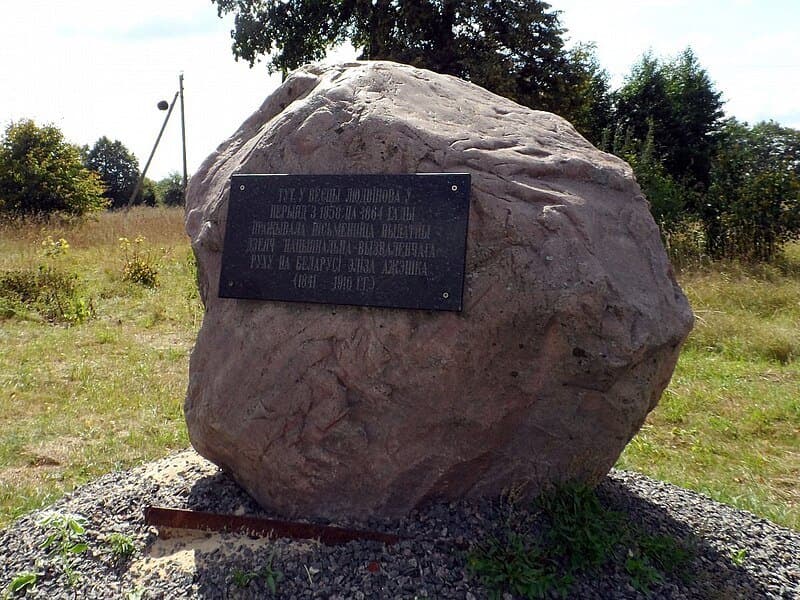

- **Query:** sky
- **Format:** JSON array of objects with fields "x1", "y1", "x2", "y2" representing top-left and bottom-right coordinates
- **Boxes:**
[{"x1": 1, "y1": 1, "x2": 798, "y2": 181}]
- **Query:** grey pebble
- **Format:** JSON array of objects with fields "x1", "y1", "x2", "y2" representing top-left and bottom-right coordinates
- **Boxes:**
[{"x1": 0, "y1": 450, "x2": 797, "y2": 599}]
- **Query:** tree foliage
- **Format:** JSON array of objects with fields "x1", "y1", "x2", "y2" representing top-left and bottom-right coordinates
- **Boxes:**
[
  {"x1": 624, "y1": 122, "x2": 690, "y2": 231},
  {"x1": 155, "y1": 172, "x2": 184, "y2": 206},
  {"x1": 211, "y1": 0, "x2": 611, "y2": 143},
  {"x1": 707, "y1": 119, "x2": 800, "y2": 261},
  {"x1": 567, "y1": 43, "x2": 613, "y2": 146},
  {"x1": 608, "y1": 48, "x2": 730, "y2": 260},
  {"x1": 609, "y1": 50, "x2": 800, "y2": 262},
  {"x1": 210, "y1": 0, "x2": 798, "y2": 263},
  {"x1": 0, "y1": 120, "x2": 106, "y2": 218},
  {"x1": 613, "y1": 48, "x2": 724, "y2": 193},
  {"x1": 84, "y1": 137, "x2": 141, "y2": 209},
  {"x1": 140, "y1": 178, "x2": 158, "y2": 207}
]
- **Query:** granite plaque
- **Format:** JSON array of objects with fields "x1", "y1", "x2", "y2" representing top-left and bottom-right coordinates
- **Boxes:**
[{"x1": 218, "y1": 173, "x2": 471, "y2": 311}]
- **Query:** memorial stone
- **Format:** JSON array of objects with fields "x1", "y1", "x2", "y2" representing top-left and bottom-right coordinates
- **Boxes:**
[{"x1": 184, "y1": 61, "x2": 694, "y2": 519}]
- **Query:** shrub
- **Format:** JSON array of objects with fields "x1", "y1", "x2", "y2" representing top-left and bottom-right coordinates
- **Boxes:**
[
  {"x1": 0, "y1": 120, "x2": 107, "y2": 218},
  {"x1": 120, "y1": 236, "x2": 159, "y2": 287},
  {"x1": 0, "y1": 267, "x2": 93, "y2": 324},
  {"x1": 156, "y1": 172, "x2": 185, "y2": 207},
  {"x1": 0, "y1": 236, "x2": 94, "y2": 324}
]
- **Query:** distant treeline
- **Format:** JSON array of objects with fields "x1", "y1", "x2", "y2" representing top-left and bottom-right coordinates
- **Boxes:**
[
  {"x1": 598, "y1": 50, "x2": 800, "y2": 264},
  {"x1": 2, "y1": 0, "x2": 799, "y2": 262},
  {"x1": 0, "y1": 121, "x2": 185, "y2": 217}
]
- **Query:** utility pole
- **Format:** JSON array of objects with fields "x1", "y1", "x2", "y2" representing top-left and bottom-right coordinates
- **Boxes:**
[
  {"x1": 179, "y1": 73, "x2": 188, "y2": 198},
  {"x1": 127, "y1": 91, "x2": 179, "y2": 208},
  {"x1": 126, "y1": 73, "x2": 188, "y2": 208}
]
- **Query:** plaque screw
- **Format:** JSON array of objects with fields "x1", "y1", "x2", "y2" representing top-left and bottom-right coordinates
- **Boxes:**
[
  {"x1": 451, "y1": 185, "x2": 458, "y2": 191},
  {"x1": 442, "y1": 292, "x2": 450, "y2": 299},
  {"x1": 239, "y1": 185, "x2": 245, "y2": 191}
]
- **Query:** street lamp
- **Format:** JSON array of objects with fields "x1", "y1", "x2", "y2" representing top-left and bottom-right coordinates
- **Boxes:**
[{"x1": 127, "y1": 73, "x2": 188, "y2": 207}]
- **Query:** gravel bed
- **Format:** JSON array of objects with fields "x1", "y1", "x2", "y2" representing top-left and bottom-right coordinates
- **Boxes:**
[{"x1": 0, "y1": 449, "x2": 797, "y2": 599}]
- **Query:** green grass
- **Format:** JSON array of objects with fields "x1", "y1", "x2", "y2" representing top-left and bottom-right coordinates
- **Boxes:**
[
  {"x1": 0, "y1": 208, "x2": 797, "y2": 532},
  {"x1": 467, "y1": 484, "x2": 694, "y2": 598},
  {"x1": 618, "y1": 248, "x2": 800, "y2": 529},
  {"x1": 0, "y1": 208, "x2": 199, "y2": 525}
]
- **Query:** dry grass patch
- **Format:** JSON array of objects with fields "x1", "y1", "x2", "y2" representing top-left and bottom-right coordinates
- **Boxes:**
[{"x1": 0, "y1": 206, "x2": 187, "y2": 252}]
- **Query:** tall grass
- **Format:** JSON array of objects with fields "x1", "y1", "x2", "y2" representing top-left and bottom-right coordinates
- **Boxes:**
[
  {"x1": 619, "y1": 246, "x2": 800, "y2": 529},
  {"x1": 0, "y1": 206, "x2": 188, "y2": 250},
  {"x1": 0, "y1": 208, "x2": 199, "y2": 524},
  {"x1": 0, "y1": 209, "x2": 797, "y2": 530}
]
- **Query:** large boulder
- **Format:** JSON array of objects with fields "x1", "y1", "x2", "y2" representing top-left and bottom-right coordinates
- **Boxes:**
[{"x1": 184, "y1": 61, "x2": 693, "y2": 520}]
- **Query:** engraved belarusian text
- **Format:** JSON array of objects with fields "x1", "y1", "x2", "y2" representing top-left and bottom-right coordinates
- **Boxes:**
[{"x1": 220, "y1": 174, "x2": 470, "y2": 311}]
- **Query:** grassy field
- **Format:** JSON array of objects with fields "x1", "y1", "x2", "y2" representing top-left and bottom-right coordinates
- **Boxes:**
[
  {"x1": 0, "y1": 208, "x2": 797, "y2": 530},
  {"x1": 0, "y1": 208, "x2": 199, "y2": 524},
  {"x1": 619, "y1": 251, "x2": 800, "y2": 528}
]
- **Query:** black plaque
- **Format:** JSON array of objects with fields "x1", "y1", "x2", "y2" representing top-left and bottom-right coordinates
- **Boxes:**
[{"x1": 218, "y1": 173, "x2": 471, "y2": 311}]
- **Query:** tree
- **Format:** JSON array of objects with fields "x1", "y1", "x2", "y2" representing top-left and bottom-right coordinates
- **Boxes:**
[
  {"x1": 0, "y1": 120, "x2": 106, "y2": 218},
  {"x1": 211, "y1": 0, "x2": 611, "y2": 142},
  {"x1": 564, "y1": 43, "x2": 613, "y2": 146},
  {"x1": 613, "y1": 49, "x2": 724, "y2": 192},
  {"x1": 610, "y1": 49, "x2": 725, "y2": 238},
  {"x1": 665, "y1": 48, "x2": 726, "y2": 190},
  {"x1": 614, "y1": 54, "x2": 677, "y2": 170},
  {"x1": 156, "y1": 172, "x2": 184, "y2": 206},
  {"x1": 140, "y1": 178, "x2": 158, "y2": 207},
  {"x1": 748, "y1": 120, "x2": 800, "y2": 176},
  {"x1": 624, "y1": 120, "x2": 690, "y2": 231},
  {"x1": 84, "y1": 137, "x2": 141, "y2": 209},
  {"x1": 707, "y1": 119, "x2": 800, "y2": 260}
]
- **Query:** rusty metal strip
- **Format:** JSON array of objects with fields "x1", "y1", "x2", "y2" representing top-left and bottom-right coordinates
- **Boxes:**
[{"x1": 144, "y1": 506, "x2": 403, "y2": 546}]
